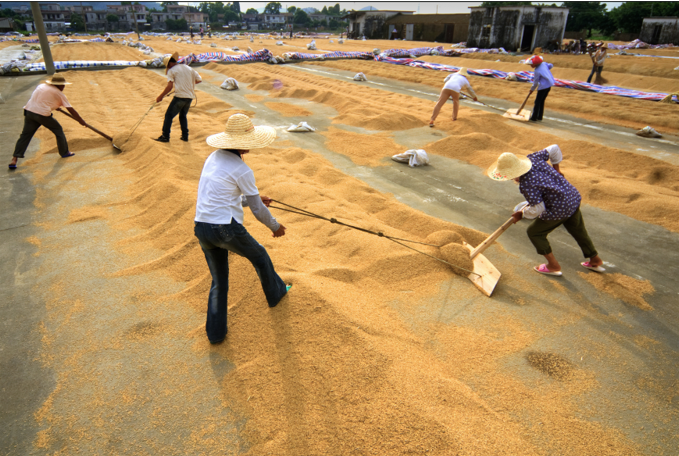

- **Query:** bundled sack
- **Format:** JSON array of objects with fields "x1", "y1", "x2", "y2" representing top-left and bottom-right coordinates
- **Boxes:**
[
  {"x1": 505, "y1": 72, "x2": 518, "y2": 81},
  {"x1": 210, "y1": 43, "x2": 217, "y2": 48},
  {"x1": 220, "y1": 78, "x2": 239, "y2": 90},
  {"x1": 287, "y1": 122, "x2": 316, "y2": 132},
  {"x1": 250, "y1": 36, "x2": 254, "y2": 42},
  {"x1": 232, "y1": 46, "x2": 239, "y2": 51},
  {"x1": 338, "y1": 39, "x2": 344, "y2": 44},
  {"x1": 247, "y1": 47, "x2": 253, "y2": 53},
  {"x1": 354, "y1": 72, "x2": 367, "y2": 81},
  {"x1": 391, "y1": 149, "x2": 429, "y2": 167},
  {"x1": 176, "y1": 38, "x2": 182, "y2": 43},
  {"x1": 372, "y1": 48, "x2": 381, "y2": 55},
  {"x1": 307, "y1": 40, "x2": 317, "y2": 50},
  {"x1": 636, "y1": 126, "x2": 662, "y2": 138},
  {"x1": 276, "y1": 41, "x2": 284, "y2": 46},
  {"x1": 329, "y1": 39, "x2": 334, "y2": 43},
  {"x1": 166, "y1": 36, "x2": 173, "y2": 41}
]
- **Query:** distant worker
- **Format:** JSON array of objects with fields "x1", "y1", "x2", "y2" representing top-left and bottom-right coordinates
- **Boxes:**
[
  {"x1": 200, "y1": 26, "x2": 204, "y2": 39},
  {"x1": 429, "y1": 67, "x2": 478, "y2": 127},
  {"x1": 190, "y1": 26, "x2": 194, "y2": 39},
  {"x1": 9, "y1": 74, "x2": 86, "y2": 170},
  {"x1": 194, "y1": 113, "x2": 290, "y2": 343},
  {"x1": 487, "y1": 145, "x2": 605, "y2": 276},
  {"x1": 207, "y1": 24, "x2": 211, "y2": 38},
  {"x1": 390, "y1": 28, "x2": 398, "y2": 40},
  {"x1": 587, "y1": 43, "x2": 608, "y2": 84},
  {"x1": 154, "y1": 51, "x2": 202, "y2": 143},
  {"x1": 526, "y1": 55, "x2": 554, "y2": 122}
]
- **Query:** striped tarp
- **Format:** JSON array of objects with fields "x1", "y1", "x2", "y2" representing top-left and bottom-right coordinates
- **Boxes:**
[
  {"x1": 281, "y1": 50, "x2": 374, "y2": 61},
  {"x1": 382, "y1": 46, "x2": 444, "y2": 57},
  {"x1": 374, "y1": 56, "x2": 679, "y2": 103},
  {"x1": 24, "y1": 60, "x2": 145, "y2": 71}
]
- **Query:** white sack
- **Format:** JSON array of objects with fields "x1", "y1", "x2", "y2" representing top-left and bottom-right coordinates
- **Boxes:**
[
  {"x1": 287, "y1": 122, "x2": 316, "y2": 132},
  {"x1": 220, "y1": 78, "x2": 239, "y2": 90},
  {"x1": 354, "y1": 72, "x2": 367, "y2": 81},
  {"x1": 391, "y1": 149, "x2": 429, "y2": 167}
]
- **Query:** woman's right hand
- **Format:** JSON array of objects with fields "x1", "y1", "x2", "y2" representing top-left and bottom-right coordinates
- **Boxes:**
[{"x1": 273, "y1": 224, "x2": 286, "y2": 238}]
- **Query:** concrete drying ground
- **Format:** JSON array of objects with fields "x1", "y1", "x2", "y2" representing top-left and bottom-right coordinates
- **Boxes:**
[{"x1": 1, "y1": 67, "x2": 678, "y2": 454}]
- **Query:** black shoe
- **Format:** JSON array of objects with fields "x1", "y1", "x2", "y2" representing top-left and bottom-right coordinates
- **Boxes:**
[
  {"x1": 180, "y1": 135, "x2": 188, "y2": 142},
  {"x1": 154, "y1": 135, "x2": 169, "y2": 143}
]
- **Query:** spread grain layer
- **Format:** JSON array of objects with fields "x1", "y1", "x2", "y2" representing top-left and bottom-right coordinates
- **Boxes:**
[{"x1": 12, "y1": 41, "x2": 675, "y2": 454}]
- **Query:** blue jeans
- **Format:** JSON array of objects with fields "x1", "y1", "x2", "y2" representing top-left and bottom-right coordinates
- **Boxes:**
[
  {"x1": 194, "y1": 221, "x2": 287, "y2": 343},
  {"x1": 162, "y1": 97, "x2": 192, "y2": 138}
]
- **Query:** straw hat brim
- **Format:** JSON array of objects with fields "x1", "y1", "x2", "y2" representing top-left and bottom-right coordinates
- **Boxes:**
[
  {"x1": 45, "y1": 80, "x2": 72, "y2": 85},
  {"x1": 487, "y1": 155, "x2": 532, "y2": 181},
  {"x1": 206, "y1": 125, "x2": 276, "y2": 149}
]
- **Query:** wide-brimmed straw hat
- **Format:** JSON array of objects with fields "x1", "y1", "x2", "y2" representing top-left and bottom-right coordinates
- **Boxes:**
[
  {"x1": 163, "y1": 51, "x2": 179, "y2": 74},
  {"x1": 206, "y1": 113, "x2": 276, "y2": 150},
  {"x1": 45, "y1": 74, "x2": 72, "y2": 85},
  {"x1": 457, "y1": 67, "x2": 468, "y2": 75},
  {"x1": 487, "y1": 152, "x2": 532, "y2": 181}
]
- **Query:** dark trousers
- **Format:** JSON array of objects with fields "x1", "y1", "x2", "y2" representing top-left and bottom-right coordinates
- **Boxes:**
[
  {"x1": 161, "y1": 97, "x2": 192, "y2": 138},
  {"x1": 194, "y1": 221, "x2": 287, "y2": 343},
  {"x1": 13, "y1": 109, "x2": 69, "y2": 158},
  {"x1": 530, "y1": 87, "x2": 551, "y2": 121},
  {"x1": 526, "y1": 208, "x2": 597, "y2": 258},
  {"x1": 587, "y1": 65, "x2": 603, "y2": 83}
]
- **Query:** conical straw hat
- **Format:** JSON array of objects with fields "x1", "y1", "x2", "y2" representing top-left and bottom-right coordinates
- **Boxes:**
[
  {"x1": 206, "y1": 114, "x2": 276, "y2": 150},
  {"x1": 163, "y1": 51, "x2": 179, "y2": 74},
  {"x1": 457, "y1": 67, "x2": 467, "y2": 75},
  {"x1": 487, "y1": 152, "x2": 532, "y2": 181},
  {"x1": 45, "y1": 74, "x2": 72, "y2": 85}
]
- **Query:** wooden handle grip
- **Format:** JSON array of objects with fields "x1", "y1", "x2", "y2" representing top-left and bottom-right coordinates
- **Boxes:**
[
  {"x1": 58, "y1": 108, "x2": 112, "y2": 141},
  {"x1": 470, "y1": 217, "x2": 515, "y2": 259}
]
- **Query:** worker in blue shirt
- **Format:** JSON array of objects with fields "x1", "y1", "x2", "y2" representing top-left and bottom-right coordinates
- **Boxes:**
[{"x1": 527, "y1": 55, "x2": 555, "y2": 122}]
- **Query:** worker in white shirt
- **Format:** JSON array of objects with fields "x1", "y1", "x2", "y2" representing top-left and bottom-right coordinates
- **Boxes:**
[
  {"x1": 9, "y1": 74, "x2": 86, "y2": 170},
  {"x1": 429, "y1": 67, "x2": 478, "y2": 127},
  {"x1": 587, "y1": 43, "x2": 608, "y2": 84},
  {"x1": 154, "y1": 51, "x2": 202, "y2": 143}
]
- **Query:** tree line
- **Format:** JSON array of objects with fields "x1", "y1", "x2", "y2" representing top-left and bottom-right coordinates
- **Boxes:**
[{"x1": 480, "y1": 1, "x2": 679, "y2": 37}]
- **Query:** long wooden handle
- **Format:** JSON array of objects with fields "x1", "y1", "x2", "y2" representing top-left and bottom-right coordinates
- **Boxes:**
[
  {"x1": 516, "y1": 91, "x2": 532, "y2": 115},
  {"x1": 470, "y1": 217, "x2": 515, "y2": 259},
  {"x1": 57, "y1": 108, "x2": 112, "y2": 141}
]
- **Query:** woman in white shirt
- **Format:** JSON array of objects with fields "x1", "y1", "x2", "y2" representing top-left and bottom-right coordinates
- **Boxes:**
[
  {"x1": 429, "y1": 67, "x2": 478, "y2": 127},
  {"x1": 194, "y1": 114, "x2": 288, "y2": 344}
]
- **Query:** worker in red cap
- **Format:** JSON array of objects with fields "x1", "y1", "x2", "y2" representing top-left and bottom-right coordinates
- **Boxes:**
[{"x1": 526, "y1": 55, "x2": 554, "y2": 122}]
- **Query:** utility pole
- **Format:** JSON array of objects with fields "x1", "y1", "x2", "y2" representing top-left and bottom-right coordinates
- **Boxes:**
[
  {"x1": 133, "y1": 4, "x2": 140, "y2": 40},
  {"x1": 30, "y1": 1, "x2": 55, "y2": 75},
  {"x1": 80, "y1": 1, "x2": 88, "y2": 33}
]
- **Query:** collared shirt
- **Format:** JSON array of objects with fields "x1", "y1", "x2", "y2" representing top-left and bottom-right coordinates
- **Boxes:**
[
  {"x1": 531, "y1": 62, "x2": 555, "y2": 91},
  {"x1": 519, "y1": 148, "x2": 581, "y2": 221},
  {"x1": 24, "y1": 83, "x2": 72, "y2": 116},
  {"x1": 195, "y1": 150, "x2": 279, "y2": 232},
  {"x1": 167, "y1": 63, "x2": 201, "y2": 99}
]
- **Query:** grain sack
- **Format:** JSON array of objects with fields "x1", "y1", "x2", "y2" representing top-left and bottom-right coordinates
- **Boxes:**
[
  {"x1": 220, "y1": 78, "x2": 239, "y2": 90},
  {"x1": 354, "y1": 72, "x2": 367, "y2": 81},
  {"x1": 391, "y1": 149, "x2": 429, "y2": 167}
]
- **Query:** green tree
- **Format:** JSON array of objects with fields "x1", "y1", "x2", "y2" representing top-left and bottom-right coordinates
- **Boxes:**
[
  {"x1": 562, "y1": 2, "x2": 608, "y2": 37},
  {"x1": 161, "y1": 2, "x2": 178, "y2": 13},
  {"x1": 293, "y1": 8, "x2": 310, "y2": 25},
  {"x1": 0, "y1": 8, "x2": 17, "y2": 18},
  {"x1": 480, "y1": 1, "x2": 531, "y2": 5},
  {"x1": 264, "y1": 2, "x2": 282, "y2": 14},
  {"x1": 107, "y1": 14, "x2": 119, "y2": 23},
  {"x1": 70, "y1": 12, "x2": 86, "y2": 31},
  {"x1": 332, "y1": 4, "x2": 341, "y2": 15},
  {"x1": 245, "y1": 8, "x2": 258, "y2": 15},
  {"x1": 608, "y1": 1, "x2": 679, "y2": 34},
  {"x1": 165, "y1": 17, "x2": 188, "y2": 30},
  {"x1": 329, "y1": 18, "x2": 339, "y2": 28},
  {"x1": 321, "y1": 5, "x2": 328, "y2": 15},
  {"x1": 287, "y1": 6, "x2": 297, "y2": 14},
  {"x1": 231, "y1": 2, "x2": 241, "y2": 14}
]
